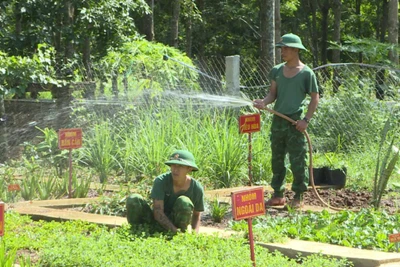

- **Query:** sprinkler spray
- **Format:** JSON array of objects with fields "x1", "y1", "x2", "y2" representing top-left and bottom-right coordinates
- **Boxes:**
[{"x1": 163, "y1": 54, "x2": 224, "y2": 83}]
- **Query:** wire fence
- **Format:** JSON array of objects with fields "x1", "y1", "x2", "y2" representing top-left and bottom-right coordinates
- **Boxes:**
[
  {"x1": 3, "y1": 55, "x2": 400, "y2": 165},
  {"x1": 158, "y1": 56, "x2": 400, "y2": 156}
]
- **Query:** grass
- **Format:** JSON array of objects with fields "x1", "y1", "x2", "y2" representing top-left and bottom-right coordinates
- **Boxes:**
[
  {"x1": 69, "y1": 97, "x2": 399, "y2": 190},
  {"x1": 3, "y1": 212, "x2": 353, "y2": 267}
]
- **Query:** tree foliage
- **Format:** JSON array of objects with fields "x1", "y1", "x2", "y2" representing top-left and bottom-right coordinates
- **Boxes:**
[
  {"x1": 0, "y1": 44, "x2": 63, "y2": 97},
  {"x1": 100, "y1": 39, "x2": 200, "y2": 93},
  {"x1": 0, "y1": 0, "x2": 398, "y2": 98}
]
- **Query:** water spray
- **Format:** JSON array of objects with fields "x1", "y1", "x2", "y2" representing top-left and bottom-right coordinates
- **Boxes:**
[
  {"x1": 163, "y1": 91, "x2": 254, "y2": 108},
  {"x1": 163, "y1": 55, "x2": 225, "y2": 84}
]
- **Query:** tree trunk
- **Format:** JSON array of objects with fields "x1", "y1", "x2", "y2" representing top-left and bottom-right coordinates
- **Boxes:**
[
  {"x1": 83, "y1": 25, "x2": 93, "y2": 81},
  {"x1": 320, "y1": 0, "x2": 330, "y2": 65},
  {"x1": 64, "y1": 0, "x2": 75, "y2": 61},
  {"x1": 275, "y1": 0, "x2": 281, "y2": 64},
  {"x1": 123, "y1": 72, "x2": 128, "y2": 96},
  {"x1": 14, "y1": 3, "x2": 22, "y2": 54},
  {"x1": 112, "y1": 74, "x2": 119, "y2": 99},
  {"x1": 0, "y1": 95, "x2": 7, "y2": 163},
  {"x1": 185, "y1": 14, "x2": 193, "y2": 57},
  {"x1": 55, "y1": 10, "x2": 62, "y2": 64},
  {"x1": 0, "y1": 97, "x2": 5, "y2": 120},
  {"x1": 356, "y1": 0, "x2": 363, "y2": 63},
  {"x1": 260, "y1": 0, "x2": 275, "y2": 80},
  {"x1": 332, "y1": 0, "x2": 341, "y2": 63},
  {"x1": 379, "y1": 0, "x2": 389, "y2": 42},
  {"x1": 54, "y1": 85, "x2": 72, "y2": 130},
  {"x1": 138, "y1": 0, "x2": 154, "y2": 41},
  {"x1": 376, "y1": 0, "x2": 382, "y2": 39},
  {"x1": 332, "y1": 0, "x2": 342, "y2": 94},
  {"x1": 388, "y1": 0, "x2": 398, "y2": 64},
  {"x1": 169, "y1": 0, "x2": 180, "y2": 48},
  {"x1": 194, "y1": 0, "x2": 205, "y2": 61},
  {"x1": 308, "y1": 0, "x2": 319, "y2": 67},
  {"x1": 375, "y1": 0, "x2": 391, "y2": 100}
]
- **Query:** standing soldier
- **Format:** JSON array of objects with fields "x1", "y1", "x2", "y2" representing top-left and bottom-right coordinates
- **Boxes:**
[{"x1": 254, "y1": 33, "x2": 319, "y2": 209}]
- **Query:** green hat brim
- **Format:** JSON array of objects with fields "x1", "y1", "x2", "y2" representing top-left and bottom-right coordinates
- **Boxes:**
[
  {"x1": 165, "y1": 160, "x2": 199, "y2": 171},
  {"x1": 276, "y1": 42, "x2": 307, "y2": 50}
]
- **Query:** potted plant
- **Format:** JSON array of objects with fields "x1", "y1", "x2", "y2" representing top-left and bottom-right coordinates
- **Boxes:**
[
  {"x1": 323, "y1": 152, "x2": 347, "y2": 188},
  {"x1": 309, "y1": 166, "x2": 328, "y2": 186}
]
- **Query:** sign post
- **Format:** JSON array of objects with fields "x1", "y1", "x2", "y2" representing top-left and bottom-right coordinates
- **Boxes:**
[
  {"x1": 8, "y1": 184, "x2": 21, "y2": 203},
  {"x1": 58, "y1": 128, "x2": 82, "y2": 198},
  {"x1": 0, "y1": 202, "x2": 4, "y2": 237},
  {"x1": 239, "y1": 114, "x2": 261, "y2": 186},
  {"x1": 231, "y1": 187, "x2": 265, "y2": 266},
  {"x1": 389, "y1": 233, "x2": 400, "y2": 251}
]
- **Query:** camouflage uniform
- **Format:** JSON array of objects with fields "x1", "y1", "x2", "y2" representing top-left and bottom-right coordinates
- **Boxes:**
[
  {"x1": 270, "y1": 111, "x2": 309, "y2": 199},
  {"x1": 126, "y1": 193, "x2": 194, "y2": 231}
]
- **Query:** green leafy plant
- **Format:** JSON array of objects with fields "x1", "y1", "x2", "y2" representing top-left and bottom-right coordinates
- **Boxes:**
[
  {"x1": 4, "y1": 212, "x2": 352, "y2": 267},
  {"x1": 210, "y1": 197, "x2": 229, "y2": 223},
  {"x1": 373, "y1": 117, "x2": 400, "y2": 208},
  {"x1": 0, "y1": 44, "x2": 62, "y2": 97},
  {"x1": 86, "y1": 193, "x2": 127, "y2": 216},
  {"x1": 37, "y1": 174, "x2": 59, "y2": 200},
  {"x1": 81, "y1": 122, "x2": 117, "y2": 183},
  {"x1": 0, "y1": 240, "x2": 30, "y2": 267},
  {"x1": 22, "y1": 127, "x2": 69, "y2": 177},
  {"x1": 85, "y1": 185, "x2": 133, "y2": 216},
  {"x1": 17, "y1": 255, "x2": 32, "y2": 267},
  {"x1": 59, "y1": 169, "x2": 92, "y2": 198},
  {"x1": 20, "y1": 169, "x2": 64, "y2": 201},
  {"x1": 203, "y1": 114, "x2": 248, "y2": 188},
  {"x1": 0, "y1": 241, "x2": 17, "y2": 267},
  {"x1": 20, "y1": 174, "x2": 39, "y2": 201},
  {"x1": 324, "y1": 152, "x2": 346, "y2": 169},
  {"x1": 0, "y1": 171, "x2": 16, "y2": 203}
]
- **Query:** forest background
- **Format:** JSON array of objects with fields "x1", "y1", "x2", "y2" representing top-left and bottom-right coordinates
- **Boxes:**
[{"x1": 0, "y1": 0, "x2": 399, "y2": 167}]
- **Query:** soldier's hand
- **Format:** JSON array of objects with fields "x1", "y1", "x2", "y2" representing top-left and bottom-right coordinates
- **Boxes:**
[
  {"x1": 296, "y1": 119, "x2": 308, "y2": 132},
  {"x1": 253, "y1": 99, "x2": 266, "y2": 109}
]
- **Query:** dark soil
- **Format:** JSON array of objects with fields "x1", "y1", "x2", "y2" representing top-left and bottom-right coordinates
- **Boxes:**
[
  {"x1": 300, "y1": 188, "x2": 400, "y2": 213},
  {"x1": 201, "y1": 188, "x2": 400, "y2": 229}
]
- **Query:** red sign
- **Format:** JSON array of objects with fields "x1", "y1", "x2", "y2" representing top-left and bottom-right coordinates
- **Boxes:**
[
  {"x1": 389, "y1": 233, "x2": 400, "y2": 243},
  {"x1": 231, "y1": 187, "x2": 265, "y2": 220},
  {"x1": 0, "y1": 202, "x2": 4, "y2": 236},
  {"x1": 8, "y1": 184, "x2": 20, "y2": 192},
  {"x1": 58, "y1": 128, "x2": 82, "y2": 150},
  {"x1": 239, "y1": 114, "x2": 261, "y2": 134}
]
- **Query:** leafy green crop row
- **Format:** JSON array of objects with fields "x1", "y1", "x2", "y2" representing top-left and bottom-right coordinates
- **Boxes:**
[
  {"x1": 232, "y1": 208, "x2": 400, "y2": 252},
  {"x1": 3, "y1": 212, "x2": 352, "y2": 267}
]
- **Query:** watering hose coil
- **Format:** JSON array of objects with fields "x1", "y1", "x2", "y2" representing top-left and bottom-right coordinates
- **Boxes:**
[{"x1": 261, "y1": 107, "x2": 344, "y2": 211}]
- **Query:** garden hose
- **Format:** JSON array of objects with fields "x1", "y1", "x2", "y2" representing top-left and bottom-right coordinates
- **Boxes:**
[{"x1": 261, "y1": 107, "x2": 345, "y2": 211}]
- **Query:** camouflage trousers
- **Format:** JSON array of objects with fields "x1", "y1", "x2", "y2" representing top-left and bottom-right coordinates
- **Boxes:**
[
  {"x1": 126, "y1": 194, "x2": 194, "y2": 231},
  {"x1": 270, "y1": 113, "x2": 309, "y2": 198}
]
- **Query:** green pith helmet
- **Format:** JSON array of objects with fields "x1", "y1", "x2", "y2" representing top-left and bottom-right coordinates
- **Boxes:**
[
  {"x1": 275, "y1": 33, "x2": 307, "y2": 50},
  {"x1": 165, "y1": 150, "x2": 199, "y2": 171}
]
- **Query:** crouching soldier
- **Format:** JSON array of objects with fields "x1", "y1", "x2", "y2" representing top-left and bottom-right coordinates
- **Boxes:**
[{"x1": 126, "y1": 150, "x2": 205, "y2": 233}]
